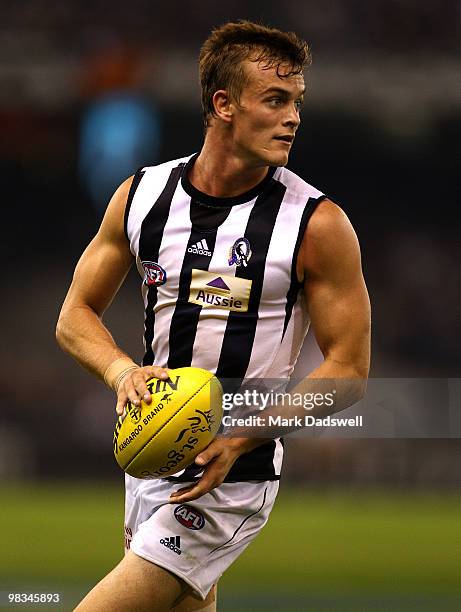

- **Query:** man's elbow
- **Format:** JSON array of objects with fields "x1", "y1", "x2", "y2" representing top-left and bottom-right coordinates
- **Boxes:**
[
  {"x1": 55, "y1": 305, "x2": 80, "y2": 352},
  {"x1": 55, "y1": 311, "x2": 70, "y2": 351},
  {"x1": 349, "y1": 362, "x2": 369, "y2": 403},
  {"x1": 337, "y1": 362, "x2": 369, "y2": 404},
  {"x1": 354, "y1": 375, "x2": 368, "y2": 402}
]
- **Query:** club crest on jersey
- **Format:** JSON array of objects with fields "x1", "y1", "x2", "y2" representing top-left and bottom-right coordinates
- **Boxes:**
[
  {"x1": 141, "y1": 261, "x2": 167, "y2": 286},
  {"x1": 228, "y1": 237, "x2": 252, "y2": 267},
  {"x1": 174, "y1": 505, "x2": 205, "y2": 530}
]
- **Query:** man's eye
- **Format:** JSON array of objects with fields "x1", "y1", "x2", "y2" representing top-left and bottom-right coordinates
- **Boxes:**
[
  {"x1": 267, "y1": 98, "x2": 282, "y2": 107},
  {"x1": 295, "y1": 100, "x2": 304, "y2": 110}
]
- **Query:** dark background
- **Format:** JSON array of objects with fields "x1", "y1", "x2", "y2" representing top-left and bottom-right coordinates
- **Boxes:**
[
  {"x1": 1, "y1": 0, "x2": 460, "y2": 486},
  {"x1": 1, "y1": 2, "x2": 461, "y2": 610}
]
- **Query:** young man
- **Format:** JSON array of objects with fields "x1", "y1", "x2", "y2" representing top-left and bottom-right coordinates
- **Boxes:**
[{"x1": 57, "y1": 21, "x2": 370, "y2": 611}]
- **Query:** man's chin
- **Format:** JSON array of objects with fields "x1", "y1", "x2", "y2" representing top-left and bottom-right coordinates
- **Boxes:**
[{"x1": 259, "y1": 150, "x2": 290, "y2": 167}]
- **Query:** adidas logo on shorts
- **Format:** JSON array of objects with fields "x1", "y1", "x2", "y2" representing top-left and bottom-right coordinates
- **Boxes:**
[
  {"x1": 187, "y1": 239, "x2": 212, "y2": 257},
  {"x1": 159, "y1": 535, "x2": 182, "y2": 555}
]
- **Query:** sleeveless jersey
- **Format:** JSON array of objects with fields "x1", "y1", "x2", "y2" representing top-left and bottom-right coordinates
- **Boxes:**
[{"x1": 125, "y1": 153, "x2": 325, "y2": 482}]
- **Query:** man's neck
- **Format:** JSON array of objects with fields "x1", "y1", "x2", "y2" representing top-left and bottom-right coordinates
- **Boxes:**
[{"x1": 189, "y1": 134, "x2": 269, "y2": 198}]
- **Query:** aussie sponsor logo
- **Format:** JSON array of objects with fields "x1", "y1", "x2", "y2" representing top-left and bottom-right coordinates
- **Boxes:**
[
  {"x1": 174, "y1": 505, "x2": 205, "y2": 530},
  {"x1": 141, "y1": 261, "x2": 167, "y2": 286},
  {"x1": 195, "y1": 290, "x2": 243, "y2": 309},
  {"x1": 188, "y1": 239, "x2": 212, "y2": 257},
  {"x1": 188, "y1": 269, "x2": 251, "y2": 312},
  {"x1": 228, "y1": 237, "x2": 252, "y2": 267}
]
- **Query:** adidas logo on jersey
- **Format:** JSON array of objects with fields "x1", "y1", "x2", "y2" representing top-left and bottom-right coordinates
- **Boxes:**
[
  {"x1": 188, "y1": 239, "x2": 212, "y2": 257},
  {"x1": 159, "y1": 535, "x2": 182, "y2": 555}
]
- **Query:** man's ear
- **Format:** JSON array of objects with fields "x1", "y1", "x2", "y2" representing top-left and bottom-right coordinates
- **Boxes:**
[{"x1": 212, "y1": 90, "x2": 233, "y2": 123}]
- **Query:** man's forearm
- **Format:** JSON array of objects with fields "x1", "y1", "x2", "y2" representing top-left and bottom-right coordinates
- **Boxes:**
[
  {"x1": 56, "y1": 304, "x2": 137, "y2": 387},
  {"x1": 224, "y1": 358, "x2": 367, "y2": 440},
  {"x1": 294, "y1": 357, "x2": 368, "y2": 417}
]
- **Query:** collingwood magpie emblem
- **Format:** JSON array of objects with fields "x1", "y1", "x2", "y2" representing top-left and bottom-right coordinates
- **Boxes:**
[{"x1": 228, "y1": 237, "x2": 252, "y2": 267}]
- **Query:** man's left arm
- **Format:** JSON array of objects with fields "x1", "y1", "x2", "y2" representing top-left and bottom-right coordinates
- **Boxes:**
[
  {"x1": 170, "y1": 199, "x2": 371, "y2": 503},
  {"x1": 296, "y1": 198, "x2": 371, "y2": 395}
]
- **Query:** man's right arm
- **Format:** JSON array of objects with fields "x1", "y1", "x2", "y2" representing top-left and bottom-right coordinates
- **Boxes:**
[{"x1": 56, "y1": 176, "x2": 169, "y2": 415}]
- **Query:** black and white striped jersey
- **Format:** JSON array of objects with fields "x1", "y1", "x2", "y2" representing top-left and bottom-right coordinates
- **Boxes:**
[{"x1": 125, "y1": 153, "x2": 325, "y2": 482}]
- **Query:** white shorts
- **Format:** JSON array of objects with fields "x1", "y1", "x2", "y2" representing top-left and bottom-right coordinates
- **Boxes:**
[{"x1": 124, "y1": 475, "x2": 279, "y2": 600}]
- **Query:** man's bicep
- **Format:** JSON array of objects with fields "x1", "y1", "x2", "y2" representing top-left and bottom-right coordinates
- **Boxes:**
[
  {"x1": 306, "y1": 273, "x2": 370, "y2": 376},
  {"x1": 302, "y1": 200, "x2": 371, "y2": 377},
  {"x1": 65, "y1": 235, "x2": 133, "y2": 316}
]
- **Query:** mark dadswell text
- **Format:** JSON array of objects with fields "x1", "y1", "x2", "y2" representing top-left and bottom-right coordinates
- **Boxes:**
[{"x1": 222, "y1": 415, "x2": 363, "y2": 428}]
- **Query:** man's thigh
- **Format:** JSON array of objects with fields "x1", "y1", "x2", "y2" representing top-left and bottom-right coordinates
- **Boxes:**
[
  {"x1": 75, "y1": 551, "x2": 183, "y2": 611},
  {"x1": 75, "y1": 551, "x2": 216, "y2": 612}
]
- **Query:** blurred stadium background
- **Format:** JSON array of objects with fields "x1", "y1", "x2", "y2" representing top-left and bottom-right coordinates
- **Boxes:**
[{"x1": 1, "y1": 1, "x2": 460, "y2": 610}]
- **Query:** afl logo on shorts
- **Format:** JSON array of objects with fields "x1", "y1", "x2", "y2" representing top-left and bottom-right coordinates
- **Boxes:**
[
  {"x1": 174, "y1": 504, "x2": 205, "y2": 530},
  {"x1": 228, "y1": 237, "x2": 251, "y2": 267},
  {"x1": 142, "y1": 261, "x2": 167, "y2": 286}
]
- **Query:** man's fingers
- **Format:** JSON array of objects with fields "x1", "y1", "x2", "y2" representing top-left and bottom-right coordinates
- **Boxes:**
[
  {"x1": 116, "y1": 392, "x2": 128, "y2": 416},
  {"x1": 114, "y1": 365, "x2": 169, "y2": 414},
  {"x1": 144, "y1": 366, "x2": 169, "y2": 381},
  {"x1": 169, "y1": 462, "x2": 224, "y2": 503},
  {"x1": 140, "y1": 367, "x2": 169, "y2": 404},
  {"x1": 169, "y1": 484, "x2": 195, "y2": 498},
  {"x1": 169, "y1": 487, "x2": 202, "y2": 503},
  {"x1": 169, "y1": 479, "x2": 212, "y2": 503},
  {"x1": 123, "y1": 375, "x2": 143, "y2": 406},
  {"x1": 168, "y1": 440, "x2": 243, "y2": 503},
  {"x1": 195, "y1": 450, "x2": 211, "y2": 466},
  {"x1": 195, "y1": 438, "x2": 225, "y2": 466}
]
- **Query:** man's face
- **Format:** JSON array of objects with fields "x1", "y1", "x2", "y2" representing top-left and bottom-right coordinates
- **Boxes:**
[{"x1": 229, "y1": 60, "x2": 305, "y2": 167}]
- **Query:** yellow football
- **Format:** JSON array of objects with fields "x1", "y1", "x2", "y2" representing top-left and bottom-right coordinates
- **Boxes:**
[{"x1": 113, "y1": 367, "x2": 223, "y2": 479}]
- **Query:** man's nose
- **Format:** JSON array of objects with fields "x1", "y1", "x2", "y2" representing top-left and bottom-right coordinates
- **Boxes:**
[{"x1": 283, "y1": 104, "x2": 301, "y2": 129}]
